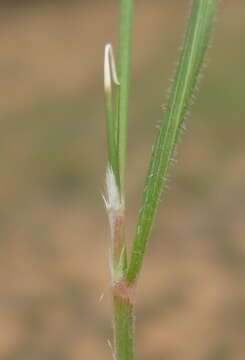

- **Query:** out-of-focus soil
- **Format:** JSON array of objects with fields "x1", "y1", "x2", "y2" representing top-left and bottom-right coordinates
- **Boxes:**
[{"x1": 0, "y1": 1, "x2": 245, "y2": 359}]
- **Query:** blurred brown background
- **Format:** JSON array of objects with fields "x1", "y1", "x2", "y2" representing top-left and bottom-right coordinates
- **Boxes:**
[{"x1": 0, "y1": 1, "x2": 245, "y2": 359}]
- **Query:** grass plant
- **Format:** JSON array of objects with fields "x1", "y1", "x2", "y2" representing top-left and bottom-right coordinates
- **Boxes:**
[{"x1": 103, "y1": 1, "x2": 218, "y2": 359}]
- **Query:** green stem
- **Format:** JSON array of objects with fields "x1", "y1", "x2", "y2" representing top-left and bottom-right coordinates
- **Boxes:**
[
  {"x1": 116, "y1": 0, "x2": 134, "y2": 193},
  {"x1": 113, "y1": 282, "x2": 135, "y2": 360},
  {"x1": 112, "y1": 1, "x2": 135, "y2": 358},
  {"x1": 127, "y1": 0, "x2": 218, "y2": 285}
]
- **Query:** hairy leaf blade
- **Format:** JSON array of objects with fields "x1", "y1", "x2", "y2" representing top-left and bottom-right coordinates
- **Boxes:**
[{"x1": 127, "y1": 0, "x2": 218, "y2": 284}]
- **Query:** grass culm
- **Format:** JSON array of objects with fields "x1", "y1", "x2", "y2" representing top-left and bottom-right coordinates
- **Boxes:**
[{"x1": 103, "y1": 1, "x2": 218, "y2": 359}]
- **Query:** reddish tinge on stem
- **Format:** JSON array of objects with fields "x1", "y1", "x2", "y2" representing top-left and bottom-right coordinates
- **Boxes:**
[{"x1": 113, "y1": 279, "x2": 136, "y2": 306}]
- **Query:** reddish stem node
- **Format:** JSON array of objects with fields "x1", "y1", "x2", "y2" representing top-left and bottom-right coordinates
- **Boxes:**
[{"x1": 113, "y1": 280, "x2": 136, "y2": 306}]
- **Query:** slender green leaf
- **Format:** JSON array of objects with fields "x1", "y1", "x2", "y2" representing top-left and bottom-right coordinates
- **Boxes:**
[
  {"x1": 116, "y1": 0, "x2": 134, "y2": 193},
  {"x1": 127, "y1": 0, "x2": 218, "y2": 285}
]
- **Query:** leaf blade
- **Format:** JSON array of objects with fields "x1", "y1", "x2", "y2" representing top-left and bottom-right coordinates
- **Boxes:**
[{"x1": 127, "y1": 0, "x2": 218, "y2": 284}]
